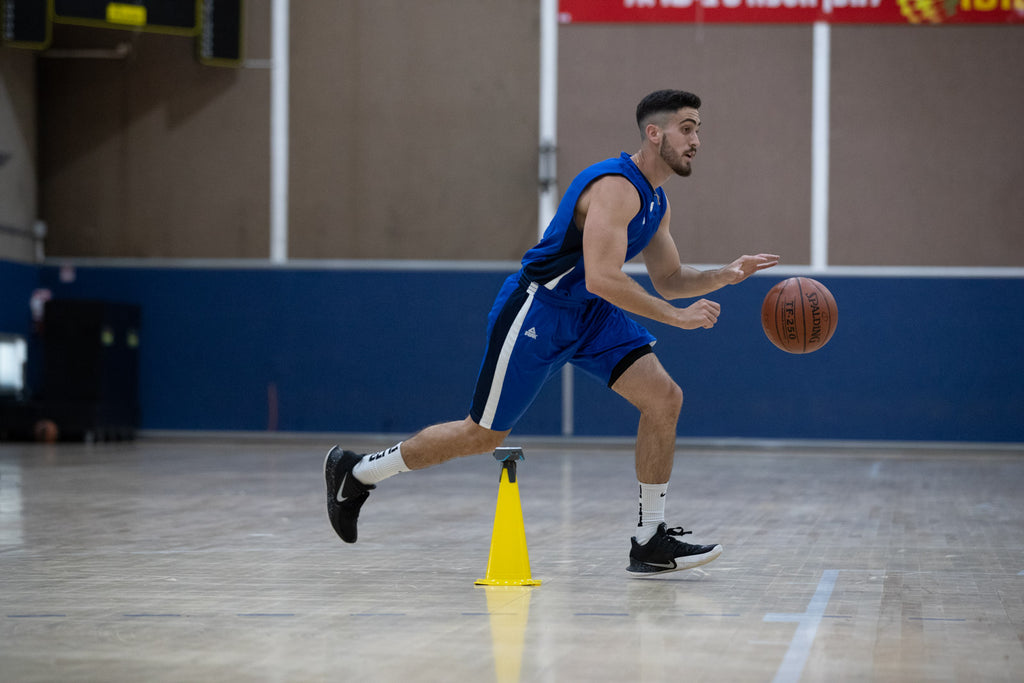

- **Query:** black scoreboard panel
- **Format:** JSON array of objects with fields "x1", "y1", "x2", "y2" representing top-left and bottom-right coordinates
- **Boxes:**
[
  {"x1": 199, "y1": 0, "x2": 240, "y2": 64},
  {"x1": 2, "y1": 0, "x2": 50, "y2": 47},
  {"x1": 2, "y1": 0, "x2": 241, "y2": 65},
  {"x1": 53, "y1": 0, "x2": 199, "y2": 33}
]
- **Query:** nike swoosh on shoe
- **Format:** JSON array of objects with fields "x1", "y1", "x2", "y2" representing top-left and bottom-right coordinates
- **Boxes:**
[
  {"x1": 336, "y1": 472, "x2": 349, "y2": 503},
  {"x1": 643, "y1": 561, "x2": 677, "y2": 570}
]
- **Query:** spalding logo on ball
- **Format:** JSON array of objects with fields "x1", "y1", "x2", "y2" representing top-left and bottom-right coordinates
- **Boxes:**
[{"x1": 761, "y1": 277, "x2": 838, "y2": 354}]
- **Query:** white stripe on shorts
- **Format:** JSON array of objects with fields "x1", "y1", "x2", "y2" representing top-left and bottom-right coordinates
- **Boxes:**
[
  {"x1": 479, "y1": 281, "x2": 538, "y2": 430},
  {"x1": 544, "y1": 266, "x2": 574, "y2": 290}
]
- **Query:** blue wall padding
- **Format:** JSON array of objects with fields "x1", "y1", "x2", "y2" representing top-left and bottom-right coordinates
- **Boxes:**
[
  {"x1": 27, "y1": 264, "x2": 562, "y2": 435},
  {"x1": 0, "y1": 260, "x2": 39, "y2": 334},
  {"x1": 1, "y1": 259, "x2": 1020, "y2": 442},
  {"x1": 576, "y1": 276, "x2": 1024, "y2": 442}
]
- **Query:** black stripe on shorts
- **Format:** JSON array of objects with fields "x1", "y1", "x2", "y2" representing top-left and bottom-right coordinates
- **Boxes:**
[{"x1": 608, "y1": 344, "x2": 654, "y2": 388}]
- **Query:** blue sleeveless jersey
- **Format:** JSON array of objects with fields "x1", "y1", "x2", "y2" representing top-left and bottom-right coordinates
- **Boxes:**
[{"x1": 520, "y1": 152, "x2": 666, "y2": 302}]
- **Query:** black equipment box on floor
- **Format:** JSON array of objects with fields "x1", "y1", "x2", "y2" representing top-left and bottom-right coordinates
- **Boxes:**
[
  {"x1": 43, "y1": 299, "x2": 141, "y2": 440},
  {"x1": 1, "y1": 299, "x2": 143, "y2": 442}
]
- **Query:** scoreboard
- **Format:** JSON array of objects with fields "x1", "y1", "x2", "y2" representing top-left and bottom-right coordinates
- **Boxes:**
[
  {"x1": 54, "y1": 1, "x2": 199, "y2": 33},
  {"x1": 1, "y1": 0, "x2": 243, "y2": 65}
]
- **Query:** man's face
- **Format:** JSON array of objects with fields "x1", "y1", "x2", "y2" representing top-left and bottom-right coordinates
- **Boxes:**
[{"x1": 658, "y1": 107, "x2": 701, "y2": 177}]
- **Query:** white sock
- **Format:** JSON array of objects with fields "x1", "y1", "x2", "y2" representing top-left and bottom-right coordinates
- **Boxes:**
[
  {"x1": 635, "y1": 482, "x2": 668, "y2": 545},
  {"x1": 352, "y1": 443, "x2": 410, "y2": 485}
]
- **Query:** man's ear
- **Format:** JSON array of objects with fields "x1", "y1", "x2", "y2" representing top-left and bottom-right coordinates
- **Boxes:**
[{"x1": 645, "y1": 122, "x2": 662, "y2": 144}]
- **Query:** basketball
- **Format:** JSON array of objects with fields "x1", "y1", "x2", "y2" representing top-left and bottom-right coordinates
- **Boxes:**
[
  {"x1": 34, "y1": 419, "x2": 59, "y2": 443},
  {"x1": 761, "y1": 277, "x2": 838, "y2": 354}
]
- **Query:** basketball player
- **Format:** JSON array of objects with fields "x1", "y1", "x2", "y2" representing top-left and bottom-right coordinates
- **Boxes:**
[{"x1": 325, "y1": 90, "x2": 779, "y2": 576}]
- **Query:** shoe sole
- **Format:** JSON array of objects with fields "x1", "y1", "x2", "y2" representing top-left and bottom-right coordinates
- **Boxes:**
[
  {"x1": 324, "y1": 446, "x2": 342, "y2": 503},
  {"x1": 626, "y1": 544, "x2": 723, "y2": 578}
]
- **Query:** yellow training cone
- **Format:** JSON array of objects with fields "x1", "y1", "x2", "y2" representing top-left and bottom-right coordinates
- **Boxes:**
[{"x1": 475, "y1": 448, "x2": 541, "y2": 587}]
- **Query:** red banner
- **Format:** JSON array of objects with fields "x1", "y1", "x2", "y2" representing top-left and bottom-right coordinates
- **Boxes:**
[{"x1": 559, "y1": 0, "x2": 1024, "y2": 24}]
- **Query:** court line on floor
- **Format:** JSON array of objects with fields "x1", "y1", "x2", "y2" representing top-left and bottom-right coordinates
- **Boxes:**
[{"x1": 764, "y1": 569, "x2": 840, "y2": 683}]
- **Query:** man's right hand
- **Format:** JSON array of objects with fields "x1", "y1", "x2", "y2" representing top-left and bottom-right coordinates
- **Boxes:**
[{"x1": 670, "y1": 298, "x2": 721, "y2": 330}]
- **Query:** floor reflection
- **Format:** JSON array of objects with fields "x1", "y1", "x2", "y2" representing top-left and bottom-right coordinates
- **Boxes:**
[
  {"x1": 481, "y1": 585, "x2": 535, "y2": 683},
  {"x1": 0, "y1": 460, "x2": 23, "y2": 547}
]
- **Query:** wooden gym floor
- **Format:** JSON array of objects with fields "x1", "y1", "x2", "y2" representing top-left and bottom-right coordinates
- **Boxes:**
[{"x1": 1, "y1": 436, "x2": 1022, "y2": 682}]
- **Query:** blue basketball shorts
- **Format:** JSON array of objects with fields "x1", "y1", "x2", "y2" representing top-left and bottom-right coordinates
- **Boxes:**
[{"x1": 469, "y1": 273, "x2": 657, "y2": 431}]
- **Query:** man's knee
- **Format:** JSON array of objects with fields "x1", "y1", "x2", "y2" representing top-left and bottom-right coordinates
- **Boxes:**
[
  {"x1": 641, "y1": 379, "x2": 683, "y2": 421},
  {"x1": 663, "y1": 380, "x2": 684, "y2": 416},
  {"x1": 462, "y1": 417, "x2": 509, "y2": 453},
  {"x1": 667, "y1": 381, "x2": 683, "y2": 414}
]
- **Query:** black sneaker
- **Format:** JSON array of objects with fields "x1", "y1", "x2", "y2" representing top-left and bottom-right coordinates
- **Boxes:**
[
  {"x1": 627, "y1": 523, "x2": 722, "y2": 577},
  {"x1": 324, "y1": 446, "x2": 375, "y2": 543}
]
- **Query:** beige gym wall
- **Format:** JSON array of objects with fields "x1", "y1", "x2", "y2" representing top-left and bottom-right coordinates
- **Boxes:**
[{"x1": 11, "y1": 3, "x2": 1023, "y2": 266}]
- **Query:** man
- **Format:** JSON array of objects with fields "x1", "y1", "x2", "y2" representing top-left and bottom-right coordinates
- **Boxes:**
[{"x1": 325, "y1": 89, "x2": 778, "y2": 577}]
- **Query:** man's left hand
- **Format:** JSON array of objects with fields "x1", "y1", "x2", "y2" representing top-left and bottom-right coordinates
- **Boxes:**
[{"x1": 718, "y1": 254, "x2": 780, "y2": 285}]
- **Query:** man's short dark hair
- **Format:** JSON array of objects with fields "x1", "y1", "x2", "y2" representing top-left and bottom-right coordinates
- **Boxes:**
[{"x1": 636, "y1": 90, "x2": 702, "y2": 130}]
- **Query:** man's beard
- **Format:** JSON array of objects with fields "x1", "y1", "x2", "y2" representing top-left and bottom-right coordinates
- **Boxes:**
[{"x1": 660, "y1": 139, "x2": 693, "y2": 177}]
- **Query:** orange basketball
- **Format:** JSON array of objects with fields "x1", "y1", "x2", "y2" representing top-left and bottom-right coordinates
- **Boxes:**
[
  {"x1": 761, "y1": 277, "x2": 838, "y2": 354},
  {"x1": 34, "y1": 419, "x2": 59, "y2": 443}
]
